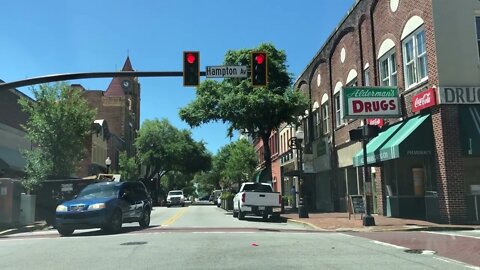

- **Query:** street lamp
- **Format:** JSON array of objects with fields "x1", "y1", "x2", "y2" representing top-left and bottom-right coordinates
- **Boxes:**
[
  {"x1": 105, "y1": 156, "x2": 111, "y2": 174},
  {"x1": 289, "y1": 127, "x2": 309, "y2": 218}
]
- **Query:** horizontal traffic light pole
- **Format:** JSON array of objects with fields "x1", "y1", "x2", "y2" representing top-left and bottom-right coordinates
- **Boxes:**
[{"x1": 0, "y1": 71, "x2": 218, "y2": 91}]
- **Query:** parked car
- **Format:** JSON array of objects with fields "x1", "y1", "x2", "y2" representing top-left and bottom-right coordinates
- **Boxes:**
[
  {"x1": 210, "y1": 190, "x2": 222, "y2": 205},
  {"x1": 233, "y1": 182, "x2": 281, "y2": 221},
  {"x1": 217, "y1": 194, "x2": 222, "y2": 207},
  {"x1": 166, "y1": 190, "x2": 185, "y2": 207},
  {"x1": 55, "y1": 181, "x2": 152, "y2": 236}
]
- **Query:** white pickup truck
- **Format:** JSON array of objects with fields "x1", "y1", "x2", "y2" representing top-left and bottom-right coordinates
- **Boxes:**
[{"x1": 233, "y1": 182, "x2": 281, "y2": 220}]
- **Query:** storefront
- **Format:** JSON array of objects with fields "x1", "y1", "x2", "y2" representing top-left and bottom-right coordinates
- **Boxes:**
[
  {"x1": 336, "y1": 142, "x2": 363, "y2": 212},
  {"x1": 459, "y1": 105, "x2": 480, "y2": 223},
  {"x1": 353, "y1": 113, "x2": 437, "y2": 220},
  {"x1": 312, "y1": 138, "x2": 333, "y2": 211}
]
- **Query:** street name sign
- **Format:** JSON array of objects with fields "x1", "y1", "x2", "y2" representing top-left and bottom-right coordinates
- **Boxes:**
[{"x1": 206, "y1": 66, "x2": 248, "y2": 78}]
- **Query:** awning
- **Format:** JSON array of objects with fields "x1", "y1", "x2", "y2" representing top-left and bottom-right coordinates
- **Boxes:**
[
  {"x1": 353, "y1": 114, "x2": 432, "y2": 167},
  {"x1": 460, "y1": 106, "x2": 480, "y2": 156},
  {"x1": 0, "y1": 147, "x2": 25, "y2": 171}
]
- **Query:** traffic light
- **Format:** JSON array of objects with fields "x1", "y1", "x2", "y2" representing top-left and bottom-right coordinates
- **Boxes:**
[
  {"x1": 251, "y1": 52, "x2": 268, "y2": 87},
  {"x1": 183, "y1": 51, "x2": 200, "y2": 86}
]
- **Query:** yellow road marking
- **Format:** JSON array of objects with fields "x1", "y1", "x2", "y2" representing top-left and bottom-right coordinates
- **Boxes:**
[{"x1": 161, "y1": 208, "x2": 189, "y2": 226}]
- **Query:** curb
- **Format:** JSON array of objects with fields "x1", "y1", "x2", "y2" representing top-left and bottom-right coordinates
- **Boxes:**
[
  {"x1": 286, "y1": 218, "x2": 324, "y2": 231},
  {"x1": 0, "y1": 223, "x2": 51, "y2": 237}
]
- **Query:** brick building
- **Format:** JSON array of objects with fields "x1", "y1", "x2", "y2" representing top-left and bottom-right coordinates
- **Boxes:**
[
  {"x1": 253, "y1": 131, "x2": 281, "y2": 192},
  {"x1": 294, "y1": 0, "x2": 480, "y2": 224},
  {"x1": 75, "y1": 57, "x2": 141, "y2": 176},
  {"x1": 0, "y1": 85, "x2": 33, "y2": 178}
]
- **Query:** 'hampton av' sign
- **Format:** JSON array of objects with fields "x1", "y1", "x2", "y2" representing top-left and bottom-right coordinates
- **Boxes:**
[{"x1": 343, "y1": 87, "x2": 401, "y2": 119}]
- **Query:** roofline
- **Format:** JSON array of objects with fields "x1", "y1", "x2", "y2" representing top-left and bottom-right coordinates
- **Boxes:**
[{"x1": 294, "y1": 0, "x2": 362, "y2": 87}]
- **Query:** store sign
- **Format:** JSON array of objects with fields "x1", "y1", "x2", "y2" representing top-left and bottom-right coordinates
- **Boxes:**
[
  {"x1": 367, "y1": 118, "x2": 384, "y2": 128},
  {"x1": 438, "y1": 87, "x2": 480, "y2": 104},
  {"x1": 343, "y1": 87, "x2": 400, "y2": 119},
  {"x1": 412, "y1": 88, "x2": 436, "y2": 112}
]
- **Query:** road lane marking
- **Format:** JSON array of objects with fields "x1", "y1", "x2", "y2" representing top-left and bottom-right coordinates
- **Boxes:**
[
  {"x1": 424, "y1": 231, "x2": 480, "y2": 240},
  {"x1": 371, "y1": 240, "x2": 406, "y2": 250},
  {"x1": 434, "y1": 257, "x2": 480, "y2": 270},
  {"x1": 161, "y1": 208, "x2": 189, "y2": 226}
]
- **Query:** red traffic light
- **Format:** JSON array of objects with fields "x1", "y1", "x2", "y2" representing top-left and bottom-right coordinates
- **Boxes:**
[
  {"x1": 255, "y1": 54, "x2": 265, "y2": 65},
  {"x1": 186, "y1": 53, "x2": 196, "y2": 64}
]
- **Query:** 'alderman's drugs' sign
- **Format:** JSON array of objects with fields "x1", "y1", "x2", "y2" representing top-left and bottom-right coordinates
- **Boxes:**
[{"x1": 343, "y1": 87, "x2": 401, "y2": 119}]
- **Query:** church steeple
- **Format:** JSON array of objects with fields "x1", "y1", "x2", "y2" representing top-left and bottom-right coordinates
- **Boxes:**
[{"x1": 105, "y1": 57, "x2": 135, "y2": 96}]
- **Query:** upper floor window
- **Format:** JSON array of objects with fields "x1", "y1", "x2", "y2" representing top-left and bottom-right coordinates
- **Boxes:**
[
  {"x1": 334, "y1": 93, "x2": 342, "y2": 128},
  {"x1": 321, "y1": 102, "x2": 329, "y2": 134},
  {"x1": 402, "y1": 27, "x2": 428, "y2": 89},
  {"x1": 313, "y1": 109, "x2": 321, "y2": 139},
  {"x1": 364, "y1": 67, "x2": 370, "y2": 86},
  {"x1": 476, "y1": 17, "x2": 480, "y2": 60},
  {"x1": 379, "y1": 49, "x2": 397, "y2": 86}
]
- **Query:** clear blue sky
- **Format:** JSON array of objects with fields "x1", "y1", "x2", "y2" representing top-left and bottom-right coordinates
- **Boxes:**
[{"x1": 0, "y1": 0, "x2": 355, "y2": 154}]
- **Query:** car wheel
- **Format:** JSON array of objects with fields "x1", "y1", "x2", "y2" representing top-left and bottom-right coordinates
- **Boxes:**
[
  {"x1": 57, "y1": 228, "x2": 74, "y2": 237},
  {"x1": 238, "y1": 207, "x2": 245, "y2": 220},
  {"x1": 139, "y1": 209, "x2": 151, "y2": 228},
  {"x1": 107, "y1": 210, "x2": 122, "y2": 233},
  {"x1": 262, "y1": 213, "x2": 269, "y2": 221},
  {"x1": 182, "y1": 203, "x2": 185, "y2": 207},
  {"x1": 233, "y1": 211, "x2": 238, "y2": 218}
]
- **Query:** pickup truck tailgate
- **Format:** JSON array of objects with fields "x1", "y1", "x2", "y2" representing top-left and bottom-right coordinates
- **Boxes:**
[{"x1": 244, "y1": 192, "x2": 281, "y2": 207}]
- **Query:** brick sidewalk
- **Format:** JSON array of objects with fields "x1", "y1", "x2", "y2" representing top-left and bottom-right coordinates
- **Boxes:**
[{"x1": 282, "y1": 211, "x2": 480, "y2": 232}]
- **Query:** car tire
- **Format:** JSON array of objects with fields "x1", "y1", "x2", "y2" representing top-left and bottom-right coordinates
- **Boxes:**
[
  {"x1": 139, "y1": 209, "x2": 151, "y2": 228},
  {"x1": 262, "y1": 213, "x2": 269, "y2": 221},
  {"x1": 233, "y1": 211, "x2": 238, "y2": 218},
  {"x1": 238, "y1": 206, "x2": 245, "y2": 220},
  {"x1": 57, "y1": 228, "x2": 74, "y2": 237},
  {"x1": 107, "y1": 210, "x2": 122, "y2": 234},
  {"x1": 182, "y1": 203, "x2": 185, "y2": 207}
]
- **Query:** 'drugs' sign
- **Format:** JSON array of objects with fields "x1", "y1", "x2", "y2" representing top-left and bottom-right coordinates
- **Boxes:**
[{"x1": 343, "y1": 87, "x2": 401, "y2": 119}]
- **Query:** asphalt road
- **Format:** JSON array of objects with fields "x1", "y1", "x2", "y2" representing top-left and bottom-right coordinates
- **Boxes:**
[{"x1": 0, "y1": 205, "x2": 477, "y2": 270}]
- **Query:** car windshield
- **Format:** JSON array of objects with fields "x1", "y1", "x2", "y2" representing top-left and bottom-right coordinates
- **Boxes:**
[
  {"x1": 76, "y1": 184, "x2": 119, "y2": 199},
  {"x1": 169, "y1": 191, "x2": 183, "y2": 196}
]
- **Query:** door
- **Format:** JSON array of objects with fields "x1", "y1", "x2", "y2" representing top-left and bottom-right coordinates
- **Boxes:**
[{"x1": 119, "y1": 184, "x2": 136, "y2": 220}]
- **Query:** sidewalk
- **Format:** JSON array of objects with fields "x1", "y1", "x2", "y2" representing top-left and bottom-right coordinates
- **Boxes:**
[
  {"x1": 0, "y1": 221, "x2": 50, "y2": 237},
  {"x1": 282, "y1": 209, "x2": 480, "y2": 232}
]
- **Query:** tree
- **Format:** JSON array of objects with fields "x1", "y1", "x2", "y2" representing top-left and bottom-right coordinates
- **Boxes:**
[
  {"x1": 19, "y1": 82, "x2": 96, "y2": 191},
  {"x1": 118, "y1": 151, "x2": 139, "y2": 181},
  {"x1": 223, "y1": 139, "x2": 257, "y2": 190},
  {"x1": 135, "y1": 118, "x2": 211, "y2": 201},
  {"x1": 180, "y1": 43, "x2": 307, "y2": 183}
]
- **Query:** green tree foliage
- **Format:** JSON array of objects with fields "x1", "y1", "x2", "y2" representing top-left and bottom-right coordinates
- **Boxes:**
[
  {"x1": 135, "y1": 118, "x2": 211, "y2": 198},
  {"x1": 180, "y1": 43, "x2": 307, "y2": 183},
  {"x1": 118, "y1": 151, "x2": 139, "y2": 181},
  {"x1": 161, "y1": 171, "x2": 195, "y2": 197},
  {"x1": 195, "y1": 139, "x2": 257, "y2": 193},
  {"x1": 223, "y1": 139, "x2": 257, "y2": 190},
  {"x1": 19, "y1": 82, "x2": 96, "y2": 191}
]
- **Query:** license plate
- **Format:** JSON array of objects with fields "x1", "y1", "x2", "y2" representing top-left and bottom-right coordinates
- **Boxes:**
[{"x1": 259, "y1": 206, "x2": 265, "y2": 210}]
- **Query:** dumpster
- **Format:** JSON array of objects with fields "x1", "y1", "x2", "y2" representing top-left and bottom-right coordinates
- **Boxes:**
[{"x1": 0, "y1": 178, "x2": 23, "y2": 226}]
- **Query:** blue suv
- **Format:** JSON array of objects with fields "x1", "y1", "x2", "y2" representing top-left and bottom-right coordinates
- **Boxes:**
[{"x1": 55, "y1": 181, "x2": 152, "y2": 236}]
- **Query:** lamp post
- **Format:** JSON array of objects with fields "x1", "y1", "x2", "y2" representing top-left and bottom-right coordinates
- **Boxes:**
[
  {"x1": 105, "y1": 156, "x2": 111, "y2": 174},
  {"x1": 289, "y1": 128, "x2": 309, "y2": 218}
]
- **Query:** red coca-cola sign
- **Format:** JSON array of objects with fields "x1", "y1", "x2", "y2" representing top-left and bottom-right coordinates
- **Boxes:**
[
  {"x1": 367, "y1": 118, "x2": 384, "y2": 128},
  {"x1": 412, "y1": 88, "x2": 436, "y2": 112}
]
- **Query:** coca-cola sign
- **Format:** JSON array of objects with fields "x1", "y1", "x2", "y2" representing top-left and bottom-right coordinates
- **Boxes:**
[
  {"x1": 412, "y1": 88, "x2": 436, "y2": 112},
  {"x1": 367, "y1": 118, "x2": 384, "y2": 128}
]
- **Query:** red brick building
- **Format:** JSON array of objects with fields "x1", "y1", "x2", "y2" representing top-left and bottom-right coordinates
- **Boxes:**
[
  {"x1": 0, "y1": 86, "x2": 33, "y2": 178},
  {"x1": 253, "y1": 131, "x2": 281, "y2": 192},
  {"x1": 294, "y1": 0, "x2": 480, "y2": 224},
  {"x1": 75, "y1": 57, "x2": 141, "y2": 176}
]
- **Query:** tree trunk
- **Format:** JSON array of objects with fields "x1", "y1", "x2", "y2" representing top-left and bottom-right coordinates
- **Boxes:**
[{"x1": 261, "y1": 131, "x2": 273, "y2": 183}]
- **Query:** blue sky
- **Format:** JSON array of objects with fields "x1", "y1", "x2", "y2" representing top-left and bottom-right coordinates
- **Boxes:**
[{"x1": 0, "y1": 0, "x2": 355, "y2": 154}]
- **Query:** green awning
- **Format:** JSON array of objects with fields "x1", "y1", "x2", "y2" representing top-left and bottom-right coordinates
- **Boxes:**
[
  {"x1": 353, "y1": 114, "x2": 432, "y2": 167},
  {"x1": 460, "y1": 106, "x2": 480, "y2": 156}
]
